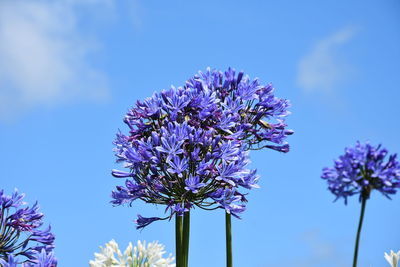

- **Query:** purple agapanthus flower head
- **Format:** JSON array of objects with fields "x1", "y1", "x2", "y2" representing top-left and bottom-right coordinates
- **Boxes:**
[
  {"x1": 322, "y1": 141, "x2": 400, "y2": 204},
  {"x1": 111, "y1": 67, "x2": 292, "y2": 228},
  {"x1": 0, "y1": 189, "x2": 57, "y2": 266}
]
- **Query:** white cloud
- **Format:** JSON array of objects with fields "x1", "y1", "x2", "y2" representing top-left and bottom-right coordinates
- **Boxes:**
[
  {"x1": 0, "y1": 0, "x2": 112, "y2": 121},
  {"x1": 297, "y1": 27, "x2": 357, "y2": 93}
]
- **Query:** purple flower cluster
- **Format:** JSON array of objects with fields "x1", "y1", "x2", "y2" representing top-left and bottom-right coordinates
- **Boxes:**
[
  {"x1": 111, "y1": 67, "x2": 292, "y2": 228},
  {"x1": 0, "y1": 189, "x2": 57, "y2": 266},
  {"x1": 322, "y1": 142, "x2": 400, "y2": 203},
  {"x1": 0, "y1": 250, "x2": 57, "y2": 267}
]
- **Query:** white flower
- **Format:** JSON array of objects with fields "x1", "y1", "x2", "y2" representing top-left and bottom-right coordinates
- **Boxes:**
[
  {"x1": 385, "y1": 250, "x2": 400, "y2": 267},
  {"x1": 89, "y1": 240, "x2": 175, "y2": 267}
]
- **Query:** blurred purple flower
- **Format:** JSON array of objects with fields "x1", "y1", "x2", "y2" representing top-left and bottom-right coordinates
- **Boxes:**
[{"x1": 322, "y1": 141, "x2": 400, "y2": 203}]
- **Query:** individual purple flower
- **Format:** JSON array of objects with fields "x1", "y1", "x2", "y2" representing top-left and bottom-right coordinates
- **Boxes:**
[
  {"x1": 32, "y1": 249, "x2": 57, "y2": 267},
  {"x1": 8, "y1": 202, "x2": 43, "y2": 231},
  {"x1": 215, "y1": 161, "x2": 242, "y2": 186},
  {"x1": 111, "y1": 169, "x2": 135, "y2": 178},
  {"x1": 29, "y1": 226, "x2": 56, "y2": 247},
  {"x1": 156, "y1": 135, "x2": 185, "y2": 161},
  {"x1": 1, "y1": 189, "x2": 25, "y2": 209},
  {"x1": 209, "y1": 188, "x2": 246, "y2": 218},
  {"x1": 322, "y1": 141, "x2": 400, "y2": 203},
  {"x1": 239, "y1": 169, "x2": 260, "y2": 189},
  {"x1": 0, "y1": 189, "x2": 57, "y2": 266},
  {"x1": 110, "y1": 180, "x2": 145, "y2": 206},
  {"x1": 21, "y1": 249, "x2": 57, "y2": 267},
  {"x1": 184, "y1": 175, "x2": 206, "y2": 194},
  {"x1": 167, "y1": 156, "x2": 188, "y2": 178},
  {"x1": 0, "y1": 255, "x2": 18, "y2": 267},
  {"x1": 111, "y1": 67, "x2": 292, "y2": 229},
  {"x1": 214, "y1": 140, "x2": 241, "y2": 162},
  {"x1": 135, "y1": 215, "x2": 162, "y2": 230}
]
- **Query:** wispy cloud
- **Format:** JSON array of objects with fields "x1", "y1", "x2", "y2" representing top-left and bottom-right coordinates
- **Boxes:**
[
  {"x1": 268, "y1": 230, "x2": 348, "y2": 267},
  {"x1": 297, "y1": 27, "x2": 357, "y2": 94},
  {"x1": 128, "y1": 0, "x2": 145, "y2": 31},
  {"x1": 0, "y1": 0, "x2": 112, "y2": 121},
  {"x1": 295, "y1": 230, "x2": 347, "y2": 267}
]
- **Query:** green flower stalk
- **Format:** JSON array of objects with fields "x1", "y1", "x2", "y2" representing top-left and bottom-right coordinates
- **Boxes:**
[{"x1": 225, "y1": 213, "x2": 232, "y2": 267}]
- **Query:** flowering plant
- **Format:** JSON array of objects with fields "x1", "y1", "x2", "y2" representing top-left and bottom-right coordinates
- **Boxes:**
[
  {"x1": 322, "y1": 142, "x2": 400, "y2": 203},
  {"x1": 111, "y1": 67, "x2": 292, "y2": 227},
  {"x1": 322, "y1": 142, "x2": 400, "y2": 267},
  {"x1": 0, "y1": 189, "x2": 57, "y2": 266},
  {"x1": 89, "y1": 240, "x2": 175, "y2": 267},
  {"x1": 111, "y1": 67, "x2": 292, "y2": 267}
]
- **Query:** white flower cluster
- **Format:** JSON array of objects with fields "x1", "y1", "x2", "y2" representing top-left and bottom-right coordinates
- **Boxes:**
[
  {"x1": 385, "y1": 250, "x2": 400, "y2": 267},
  {"x1": 89, "y1": 240, "x2": 175, "y2": 267}
]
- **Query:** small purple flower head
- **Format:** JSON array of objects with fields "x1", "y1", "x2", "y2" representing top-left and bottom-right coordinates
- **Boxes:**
[
  {"x1": 322, "y1": 142, "x2": 400, "y2": 204},
  {"x1": 111, "y1": 67, "x2": 292, "y2": 229},
  {"x1": 0, "y1": 189, "x2": 57, "y2": 265}
]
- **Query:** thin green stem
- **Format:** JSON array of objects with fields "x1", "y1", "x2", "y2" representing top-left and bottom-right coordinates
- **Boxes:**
[
  {"x1": 226, "y1": 212, "x2": 232, "y2": 267},
  {"x1": 175, "y1": 214, "x2": 183, "y2": 267},
  {"x1": 353, "y1": 196, "x2": 367, "y2": 267},
  {"x1": 182, "y1": 211, "x2": 190, "y2": 267}
]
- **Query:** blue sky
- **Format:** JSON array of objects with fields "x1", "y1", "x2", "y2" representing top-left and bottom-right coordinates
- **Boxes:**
[{"x1": 0, "y1": 0, "x2": 399, "y2": 266}]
